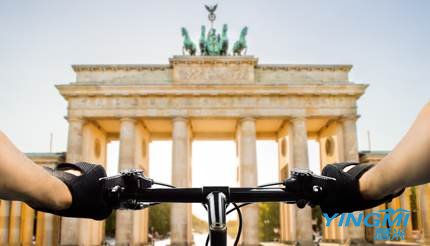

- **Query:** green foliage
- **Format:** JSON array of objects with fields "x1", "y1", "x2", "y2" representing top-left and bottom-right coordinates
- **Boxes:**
[
  {"x1": 410, "y1": 186, "x2": 417, "y2": 210},
  {"x1": 410, "y1": 187, "x2": 419, "y2": 230},
  {"x1": 312, "y1": 206, "x2": 323, "y2": 232},
  {"x1": 192, "y1": 215, "x2": 208, "y2": 233},
  {"x1": 258, "y1": 203, "x2": 280, "y2": 241},
  {"x1": 227, "y1": 220, "x2": 239, "y2": 239},
  {"x1": 149, "y1": 203, "x2": 171, "y2": 237},
  {"x1": 105, "y1": 210, "x2": 116, "y2": 237}
]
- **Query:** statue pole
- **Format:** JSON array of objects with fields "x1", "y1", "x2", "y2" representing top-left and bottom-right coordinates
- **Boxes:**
[{"x1": 205, "y1": 4, "x2": 217, "y2": 29}]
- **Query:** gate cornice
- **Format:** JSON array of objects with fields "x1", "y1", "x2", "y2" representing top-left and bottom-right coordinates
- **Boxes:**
[{"x1": 56, "y1": 83, "x2": 367, "y2": 99}]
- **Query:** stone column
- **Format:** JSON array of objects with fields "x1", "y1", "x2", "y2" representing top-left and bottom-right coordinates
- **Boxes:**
[
  {"x1": 0, "y1": 201, "x2": 11, "y2": 244},
  {"x1": 237, "y1": 118, "x2": 259, "y2": 246},
  {"x1": 399, "y1": 188, "x2": 413, "y2": 240},
  {"x1": 116, "y1": 118, "x2": 137, "y2": 245},
  {"x1": 288, "y1": 117, "x2": 313, "y2": 246},
  {"x1": 419, "y1": 184, "x2": 430, "y2": 243},
  {"x1": 79, "y1": 121, "x2": 108, "y2": 245},
  {"x1": 60, "y1": 117, "x2": 84, "y2": 245},
  {"x1": 341, "y1": 116, "x2": 366, "y2": 242},
  {"x1": 35, "y1": 212, "x2": 43, "y2": 246},
  {"x1": 21, "y1": 203, "x2": 35, "y2": 245},
  {"x1": 36, "y1": 211, "x2": 58, "y2": 246},
  {"x1": 318, "y1": 121, "x2": 348, "y2": 243},
  {"x1": 8, "y1": 201, "x2": 21, "y2": 244},
  {"x1": 65, "y1": 117, "x2": 84, "y2": 161},
  {"x1": 134, "y1": 123, "x2": 151, "y2": 244},
  {"x1": 277, "y1": 133, "x2": 289, "y2": 242},
  {"x1": 171, "y1": 117, "x2": 192, "y2": 246}
]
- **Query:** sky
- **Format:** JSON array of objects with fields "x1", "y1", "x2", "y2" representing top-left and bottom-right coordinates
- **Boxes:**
[{"x1": 1, "y1": 0, "x2": 429, "y2": 219}]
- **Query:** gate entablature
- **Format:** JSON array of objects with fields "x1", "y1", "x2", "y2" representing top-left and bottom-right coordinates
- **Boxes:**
[{"x1": 71, "y1": 56, "x2": 352, "y2": 84}]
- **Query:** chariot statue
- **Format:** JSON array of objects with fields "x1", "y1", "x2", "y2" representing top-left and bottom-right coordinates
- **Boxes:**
[{"x1": 180, "y1": 4, "x2": 248, "y2": 56}]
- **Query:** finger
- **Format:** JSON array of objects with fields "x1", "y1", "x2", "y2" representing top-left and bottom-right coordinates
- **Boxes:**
[
  {"x1": 296, "y1": 199, "x2": 307, "y2": 209},
  {"x1": 321, "y1": 164, "x2": 339, "y2": 176},
  {"x1": 64, "y1": 169, "x2": 82, "y2": 176}
]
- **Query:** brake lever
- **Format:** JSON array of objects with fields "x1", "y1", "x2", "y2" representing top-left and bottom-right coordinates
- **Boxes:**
[
  {"x1": 283, "y1": 168, "x2": 336, "y2": 206},
  {"x1": 99, "y1": 169, "x2": 154, "y2": 209}
]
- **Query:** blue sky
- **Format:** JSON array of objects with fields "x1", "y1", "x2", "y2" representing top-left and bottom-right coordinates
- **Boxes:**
[{"x1": 1, "y1": 1, "x2": 429, "y2": 217}]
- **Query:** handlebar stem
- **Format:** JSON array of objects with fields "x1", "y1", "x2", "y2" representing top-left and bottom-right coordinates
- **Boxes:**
[{"x1": 206, "y1": 192, "x2": 227, "y2": 246}]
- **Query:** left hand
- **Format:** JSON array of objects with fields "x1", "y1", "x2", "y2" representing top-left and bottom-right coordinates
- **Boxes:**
[{"x1": 33, "y1": 162, "x2": 112, "y2": 220}]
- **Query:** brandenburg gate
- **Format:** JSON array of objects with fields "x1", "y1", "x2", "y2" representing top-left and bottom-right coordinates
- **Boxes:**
[
  {"x1": 0, "y1": 4, "x2": 430, "y2": 246},
  {"x1": 55, "y1": 55, "x2": 367, "y2": 245},
  {"x1": 0, "y1": 51, "x2": 429, "y2": 246}
]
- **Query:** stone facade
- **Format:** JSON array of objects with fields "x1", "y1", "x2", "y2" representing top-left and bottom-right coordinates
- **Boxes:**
[
  {"x1": 55, "y1": 55, "x2": 367, "y2": 245},
  {"x1": 7, "y1": 55, "x2": 419, "y2": 246}
]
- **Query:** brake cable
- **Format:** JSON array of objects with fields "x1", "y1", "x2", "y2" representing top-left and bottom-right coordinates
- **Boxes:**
[
  {"x1": 206, "y1": 182, "x2": 284, "y2": 245},
  {"x1": 232, "y1": 203, "x2": 242, "y2": 246},
  {"x1": 205, "y1": 202, "x2": 243, "y2": 246}
]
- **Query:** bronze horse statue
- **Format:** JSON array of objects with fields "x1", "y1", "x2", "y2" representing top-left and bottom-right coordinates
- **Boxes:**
[
  {"x1": 181, "y1": 27, "x2": 196, "y2": 56},
  {"x1": 233, "y1": 26, "x2": 248, "y2": 56}
]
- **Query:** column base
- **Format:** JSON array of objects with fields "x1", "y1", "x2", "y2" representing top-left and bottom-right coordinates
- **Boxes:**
[
  {"x1": 169, "y1": 242, "x2": 193, "y2": 246},
  {"x1": 350, "y1": 239, "x2": 372, "y2": 245},
  {"x1": 320, "y1": 239, "x2": 373, "y2": 246},
  {"x1": 416, "y1": 239, "x2": 430, "y2": 245},
  {"x1": 319, "y1": 239, "x2": 346, "y2": 246},
  {"x1": 380, "y1": 241, "x2": 424, "y2": 246},
  {"x1": 281, "y1": 240, "x2": 314, "y2": 246},
  {"x1": 115, "y1": 243, "x2": 152, "y2": 246}
]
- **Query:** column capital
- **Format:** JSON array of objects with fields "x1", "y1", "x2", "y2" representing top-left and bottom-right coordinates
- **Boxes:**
[
  {"x1": 339, "y1": 114, "x2": 360, "y2": 122},
  {"x1": 290, "y1": 116, "x2": 306, "y2": 124},
  {"x1": 120, "y1": 117, "x2": 137, "y2": 123},
  {"x1": 172, "y1": 117, "x2": 188, "y2": 123},
  {"x1": 66, "y1": 116, "x2": 84, "y2": 123},
  {"x1": 239, "y1": 117, "x2": 255, "y2": 123}
]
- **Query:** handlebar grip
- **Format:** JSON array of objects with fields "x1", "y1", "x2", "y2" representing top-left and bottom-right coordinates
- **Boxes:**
[
  {"x1": 284, "y1": 168, "x2": 336, "y2": 205},
  {"x1": 99, "y1": 174, "x2": 125, "y2": 191},
  {"x1": 311, "y1": 174, "x2": 336, "y2": 195},
  {"x1": 99, "y1": 169, "x2": 154, "y2": 209}
]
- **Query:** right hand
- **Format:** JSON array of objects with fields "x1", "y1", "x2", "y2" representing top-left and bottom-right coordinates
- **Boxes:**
[
  {"x1": 318, "y1": 163, "x2": 403, "y2": 216},
  {"x1": 34, "y1": 162, "x2": 112, "y2": 220}
]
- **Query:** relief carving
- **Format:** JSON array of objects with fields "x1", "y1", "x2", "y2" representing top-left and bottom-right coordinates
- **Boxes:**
[{"x1": 174, "y1": 66, "x2": 251, "y2": 82}]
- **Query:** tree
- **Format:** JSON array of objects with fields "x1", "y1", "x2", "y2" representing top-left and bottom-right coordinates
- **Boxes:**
[
  {"x1": 105, "y1": 210, "x2": 116, "y2": 238},
  {"x1": 192, "y1": 215, "x2": 208, "y2": 233},
  {"x1": 148, "y1": 203, "x2": 171, "y2": 238},
  {"x1": 227, "y1": 220, "x2": 239, "y2": 239},
  {"x1": 258, "y1": 202, "x2": 280, "y2": 241}
]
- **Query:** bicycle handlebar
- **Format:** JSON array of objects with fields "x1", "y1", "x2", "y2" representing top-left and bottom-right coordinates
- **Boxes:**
[
  {"x1": 99, "y1": 168, "x2": 336, "y2": 209},
  {"x1": 99, "y1": 168, "x2": 336, "y2": 246}
]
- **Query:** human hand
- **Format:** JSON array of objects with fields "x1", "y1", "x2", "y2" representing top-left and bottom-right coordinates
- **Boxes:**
[
  {"x1": 318, "y1": 163, "x2": 403, "y2": 216},
  {"x1": 33, "y1": 162, "x2": 112, "y2": 220}
]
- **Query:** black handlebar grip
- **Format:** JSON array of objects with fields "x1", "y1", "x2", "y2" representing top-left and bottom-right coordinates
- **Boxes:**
[{"x1": 285, "y1": 168, "x2": 336, "y2": 205}]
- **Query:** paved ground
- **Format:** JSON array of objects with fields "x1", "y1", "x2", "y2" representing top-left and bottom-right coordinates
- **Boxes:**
[{"x1": 154, "y1": 232, "x2": 236, "y2": 246}]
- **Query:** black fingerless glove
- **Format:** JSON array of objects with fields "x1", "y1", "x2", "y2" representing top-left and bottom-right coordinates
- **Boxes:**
[
  {"x1": 320, "y1": 163, "x2": 403, "y2": 216},
  {"x1": 36, "y1": 162, "x2": 112, "y2": 220}
]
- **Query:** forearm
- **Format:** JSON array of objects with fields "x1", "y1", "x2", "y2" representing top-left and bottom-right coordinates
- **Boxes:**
[
  {"x1": 360, "y1": 102, "x2": 430, "y2": 199},
  {"x1": 0, "y1": 130, "x2": 71, "y2": 210}
]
